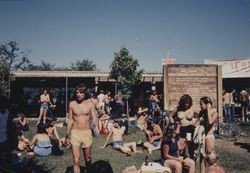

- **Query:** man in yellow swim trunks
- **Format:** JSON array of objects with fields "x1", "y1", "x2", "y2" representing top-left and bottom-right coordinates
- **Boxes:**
[{"x1": 65, "y1": 84, "x2": 99, "y2": 173}]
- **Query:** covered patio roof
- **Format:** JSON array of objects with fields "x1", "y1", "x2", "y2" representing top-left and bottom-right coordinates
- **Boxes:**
[{"x1": 12, "y1": 71, "x2": 163, "y2": 82}]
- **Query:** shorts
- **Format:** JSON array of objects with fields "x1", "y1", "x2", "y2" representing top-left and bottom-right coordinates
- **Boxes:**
[
  {"x1": 40, "y1": 103, "x2": 48, "y2": 110},
  {"x1": 180, "y1": 125, "x2": 195, "y2": 138},
  {"x1": 241, "y1": 101, "x2": 248, "y2": 107},
  {"x1": 34, "y1": 146, "x2": 52, "y2": 156},
  {"x1": 112, "y1": 141, "x2": 124, "y2": 149},
  {"x1": 70, "y1": 129, "x2": 93, "y2": 148},
  {"x1": 152, "y1": 140, "x2": 161, "y2": 147}
]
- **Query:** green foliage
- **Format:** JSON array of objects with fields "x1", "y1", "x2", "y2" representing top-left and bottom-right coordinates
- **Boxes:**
[
  {"x1": 0, "y1": 60, "x2": 11, "y2": 94},
  {"x1": 0, "y1": 41, "x2": 31, "y2": 70},
  {"x1": 55, "y1": 66, "x2": 70, "y2": 71},
  {"x1": 110, "y1": 47, "x2": 143, "y2": 98},
  {"x1": 70, "y1": 58, "x2": 97, "y2": 71},
  {"x1": 23, "y1": 60, "x2": 56, "y2": 71}
]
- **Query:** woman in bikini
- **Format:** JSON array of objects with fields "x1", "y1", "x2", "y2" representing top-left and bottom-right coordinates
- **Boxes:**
[
  {"x1": 198, "y1": 96, "x2": 218, "y2": 173},
  {"x1": 199, "y1": 96, "x2": 218, "y2": 153},
  {"x1": 169, "y1": 94, "x2": 197, "y2": 158}
]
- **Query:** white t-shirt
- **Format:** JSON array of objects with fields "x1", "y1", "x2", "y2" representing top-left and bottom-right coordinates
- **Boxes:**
[{"x1": 98, "y1": 93, "x2": 105, "y2": 108}]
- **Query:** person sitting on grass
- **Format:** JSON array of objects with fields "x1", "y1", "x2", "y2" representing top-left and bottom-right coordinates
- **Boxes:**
[
  {"x1": 45, "y1": 118, "x2": 64, "y2": 147},
  {"x1": 16, "y1": 113, "x2": 29, "y2": 131},
  {"x1": 161, "y1": 126, "x2": 195, "y2": 173},
  {"x1": 91, "y1": 95, "x2": 110, "y2": 132},
  {"x1": 96, "y1": 104, "x2": 110, "y2": 132},
  {"x1": 17, "y1": 129, "x2": 30, "y2": 151},
  {"x1": 100, "y1": 119, "x2": 141, "y2": 156},
  {"x1": 29, "y1": 123, "x2": 52, "y2": 157},
  {"x1": 141, "y1": 118, "x2": 163, "y2": 154},
  {"x1": 136, "y1": 107, "x2": 148, "y2": 130}
]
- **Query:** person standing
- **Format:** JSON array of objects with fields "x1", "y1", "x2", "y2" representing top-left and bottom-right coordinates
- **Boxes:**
[
  {"x1": 230, "y1": 89, "x2": 236, "y2": 122},
  {"x1": 97, "y1": 90, "x2": 105, "y2": 109},
  {"x1": 169, "y1": 94, "x2": 197, "y2": 158},
  {"x1": 199, "y1": 96, "x2": 218, "y2": 173},
  {"x1": 65, "y1": 84, "x2": 99, "y2": 173},
  {"x1": 46, "y1": 90, "x2": 57, "y2": 122},
  {"x1": 37, "y1": 89, "x2": 53, "y2": 125},
  {"x1": 0, "y1": 93, "x2": 17, "y2": 171},
  {"x1": 222, "y1": 89, "x2": 231, "y2": 122},
  {"x1": 240, "y1": 89, "x2": 249, "y2": 122}
]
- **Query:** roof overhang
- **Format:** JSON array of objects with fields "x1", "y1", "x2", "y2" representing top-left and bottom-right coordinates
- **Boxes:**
[{"x1": 12, "y1": 71, "x2": 163, "y2": 82}]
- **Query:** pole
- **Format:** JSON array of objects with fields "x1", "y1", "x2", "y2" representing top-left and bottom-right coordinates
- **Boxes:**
[{"x1": 65, "y1": 77, "x2": 68, "y2": 112}]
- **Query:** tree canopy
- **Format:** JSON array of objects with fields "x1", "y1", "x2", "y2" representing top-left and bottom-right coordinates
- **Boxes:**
[
  {"x1": 70, "y1": 58, "x2": 97, "y2": 71},
  {"x1": 110, "y1": 47, "x2": 143, "y2": 98},
  {"x1": 0, "y1": 41, "x2": 31, "y2": 70},
  {"x1": 23, "y1": 60, "x2": 56, "y2": 71},
  {"x1": 0, "y1": 60, "x2": 11, "y2": 94}
]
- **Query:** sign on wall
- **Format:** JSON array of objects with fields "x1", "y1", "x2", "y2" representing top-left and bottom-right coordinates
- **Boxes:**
[{"x1": 163, "y1": 64, "x2": 222, "y2": 119}]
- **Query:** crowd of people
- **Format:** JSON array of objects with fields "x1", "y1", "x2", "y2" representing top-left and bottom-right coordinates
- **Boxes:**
[
  {"x1": 2, "y1": 84, "x2": 249, "y2": 173},
  {"x1": 222, "y1": 88, "x2": 250, "y2": 122}
]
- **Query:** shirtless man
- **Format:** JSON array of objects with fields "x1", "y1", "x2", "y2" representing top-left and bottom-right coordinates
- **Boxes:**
[
  {"x1": 143, "y1": 118, "x2": 163, "y2": 154},
  {"x1": 149, "y1": 90, "x2": 161, "y2": 117},
  {"x1": 65, "y1": 84, "x2": 99, "y2": 173}
]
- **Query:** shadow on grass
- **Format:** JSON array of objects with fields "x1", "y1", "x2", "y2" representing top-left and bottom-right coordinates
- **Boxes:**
[
  {"x1": 65, "y1": 165, "x2": 86, "y2": 173},
  {"x1": 234, "y1": 142, "x2": 250, "y2": 152},
  {"x1": 13, "y1": 157, "x2": 55, "y2": 173}
]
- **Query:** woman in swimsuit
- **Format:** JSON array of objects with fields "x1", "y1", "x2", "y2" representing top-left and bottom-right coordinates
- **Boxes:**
[
  {"x1": 29, "y1": 123, "x2": 52, "y2": 156},
  {"x1": 198, "y1": 96, "x2": 218, "y2": 173},
  {"x1": 169, "y1": 94, "x2": 197, "y2": 158},
  {"x1": 199, "y1": 96, "x2": 218, "y2": 153}
]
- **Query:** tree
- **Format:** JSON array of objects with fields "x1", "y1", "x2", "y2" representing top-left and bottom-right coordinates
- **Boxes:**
[
  {"x1": 110, "y1": 47, "x2": 143, "y2": 98},
  {"x1": 23, "y1": 60, "x2": 55, "y2": 71},
  {"x1": 38, "y1": 60, "x2": 55, "y2": 71},
  {"x1": 0, "y1": 41, "x2": 31, "y2": 70},
  {"x1": 0, "y1": 60, "x2": 11, "y2": 94},
  {"x1": 55, "y1": 66, "x2": 70, "y2": 71},
  {"x1": 70, "y1": 58, "x2": 97, "y2": 71}
]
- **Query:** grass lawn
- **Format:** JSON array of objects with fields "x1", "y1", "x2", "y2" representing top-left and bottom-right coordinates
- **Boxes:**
[{"x1": 18, "y1": 120, "x2": 250, "y2": 173}]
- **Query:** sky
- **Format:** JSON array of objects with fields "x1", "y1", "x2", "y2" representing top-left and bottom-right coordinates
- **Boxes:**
[{"x1": 0, "y1": 0, "x2": 249, "y2": 72}]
